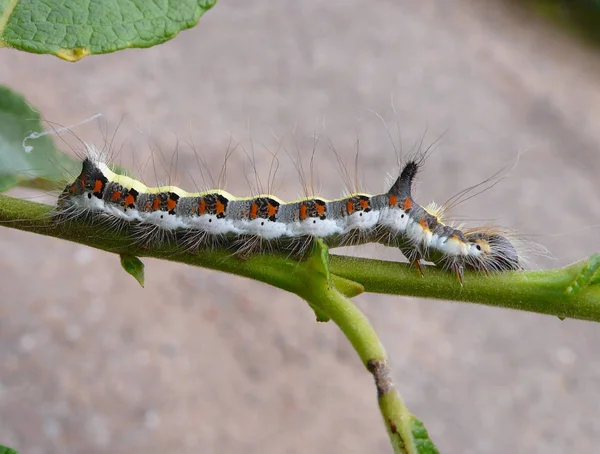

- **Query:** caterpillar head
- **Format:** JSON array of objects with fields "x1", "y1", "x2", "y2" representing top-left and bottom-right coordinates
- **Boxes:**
[
  {"x1": 465, "y1": 231, "x2": 522, "y2": 272},
  {"x1": 57, "y1": 158, "x2": 107, "y2": 212}
]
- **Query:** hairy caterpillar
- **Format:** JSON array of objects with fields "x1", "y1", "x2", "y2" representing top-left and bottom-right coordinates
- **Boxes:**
[{"x1": 55, "y1": 141, "x2": 526, "y2": 283}]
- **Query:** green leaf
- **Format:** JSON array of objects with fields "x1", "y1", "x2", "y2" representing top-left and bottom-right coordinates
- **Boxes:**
[
  {"x1": 410, "y1": 418, "x2": 440, "y2": 454},
  {"x1": 120, "y1": 254, "x2": 145, "y2": 287},
  {"x1": 308, "y1": 303, "x2": 331, "y2": 322},
  {"x1": 0, "y1": 0, "x2": 218, "y2": 61},
  {"x1": 0, "y1": 85, "x2": 80, "y2": 192},
  {"x1": 565, "y1": 253, "x2": 600, "y2": 296},
  {"x1": 331, "y1": 274, "x2": 364, "y2": 298},
  {"x1": 528, "y1": 0, "x2": 600, "y2": 45},
  {"x1": 0, "y1": 445, "x2": 20, "y2": 454}
]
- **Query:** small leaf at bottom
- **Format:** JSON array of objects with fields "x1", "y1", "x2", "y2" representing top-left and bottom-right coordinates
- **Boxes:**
[{"x1": 120, "y1": 254, "x2": 145, "y2": 287}]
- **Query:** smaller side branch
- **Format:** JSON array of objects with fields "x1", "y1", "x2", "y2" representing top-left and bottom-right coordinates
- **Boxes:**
[{"x1": 297, "y1": 244, "x2": 438, "y2": 454}]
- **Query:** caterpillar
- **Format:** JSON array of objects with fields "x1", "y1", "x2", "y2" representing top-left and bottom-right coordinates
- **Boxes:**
[{"x1": 55, "y1": 142, "x2": 525, "y2": 283}]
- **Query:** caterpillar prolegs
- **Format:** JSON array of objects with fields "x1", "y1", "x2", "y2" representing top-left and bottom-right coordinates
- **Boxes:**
[{"x1": 56, "y1": 143, "x2": 524, "y2": 283}]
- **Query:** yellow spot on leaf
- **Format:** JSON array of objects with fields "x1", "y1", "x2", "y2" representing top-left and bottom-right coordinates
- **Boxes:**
[{"x1": 55, "y1": 48, "x2": 92, "y2": 62}]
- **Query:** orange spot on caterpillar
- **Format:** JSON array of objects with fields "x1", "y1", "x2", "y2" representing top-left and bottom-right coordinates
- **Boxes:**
[
  {"x1": 299, "y1": 204, "x2": 308, "y2": 221},
  {"x1": 216, "y1": 199, "x2": 226, "y2": 216},
  {"x1": 403, "y1": 198, "x2": 413, "y2": 210},
  {"x1": 359, "y1": 198, "x2": 370, "y2": 210},
  {"x1": 316, "y1": 202, "x2": 326, "y2": 216},
  {"x1": 249, "y1": 202, "x2": 258, "y2": 220},
  {"x1": 111, "y1": 191, "x2": 122, "y2": 201},
  {"x1": 346, "y1": 200, "x2": 355, "y2": 214},
  {"x1": 152, "y1": 198, "x2": 161, "y2": 211},
  {"x1": 167, "y1": 197, "x2": 177, "y2": 212},
  {"x1": 93, "y1": 179, "x2": 103, "y2": 194},
  {"x1": 388, "y1": 194, "x2": 397, "y2": 207},
  {"x1": 68, "y1": 184, "x2": 77, "y2": 194},
  {"x1": 124, "y1": 194, "x2": 135, "y2": 207},
  {"x1": 80, "y1": 172, "x2": 86, "y2": 189},
  {"x1": 198, "y1": 199, "x2": 206, "y2": 215},
  {"x1": 267, "y1": 203, "x2": 278, "y2": 217},
  {"x1": 419, "y1": 218, "x2": 428, "y2": 229}
]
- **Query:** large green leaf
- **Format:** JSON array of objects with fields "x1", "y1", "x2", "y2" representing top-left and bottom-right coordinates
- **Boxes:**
[
  {"x1": 0, "y1": 0, "x2": 217, "y2": 61},
  {"x1": 0, "y1": 84, "x2": 79, "y2": 191}
]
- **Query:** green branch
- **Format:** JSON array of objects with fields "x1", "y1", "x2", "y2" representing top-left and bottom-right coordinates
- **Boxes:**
[
  {"x1": 0, "y1": 193, "x2": 442, "y2": 452},
  {"x1": 298, "y1": 247, "x2": 438, "y2": 454},
  {"x1": 1, "y1": 194, "x2": 599, "y2": 323},
  {"x1": 329, "y1": 254, "x2": 600, "y2": 322},
  {"x1": 2, "y1": 193, "x2": 599, "y2": 453}
]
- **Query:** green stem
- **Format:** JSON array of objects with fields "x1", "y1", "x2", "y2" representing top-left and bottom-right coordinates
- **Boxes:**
[
  {"x1": 304, "y1": 283, "x2": 419, "y2": 453},
  {"x1": 1, "y1": 194, "x2": 600, "y2": 323},
  {"x1": 295, "y1": 241, "x2": 437, "y2": 453},
  {"x1": 4, "y1": 194, "x2": 598, "y2": 453},
  {"x1": 0, "y1": 194, "x2": 444, "y2": 451},
  {"x1": 328, "y1": 254, "x2": 600, "y2": 321}
]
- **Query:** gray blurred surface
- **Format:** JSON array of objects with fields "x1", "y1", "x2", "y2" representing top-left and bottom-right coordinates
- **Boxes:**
[{"x1": 1, "y1": 1, "x2": 600, "y2": 453}]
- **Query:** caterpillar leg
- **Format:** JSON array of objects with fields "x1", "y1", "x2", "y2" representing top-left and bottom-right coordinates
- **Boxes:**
[
  {"x1": 413, "y1": 258, "x2": 425, "y2": 277},
  {"x1": 399, "y1": 246, "x2": 425, "y2": 277},
  {"x1": 452, "y1": 262, "x2": 464, "y2": 285},
  {"x1": 234, "y1": 248, "x2": 252, "y2": 261}
]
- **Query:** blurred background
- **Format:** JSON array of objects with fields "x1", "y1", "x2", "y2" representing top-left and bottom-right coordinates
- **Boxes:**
[{"x1": 1, "y1": 1, "x2": 600, "y2": 453}]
